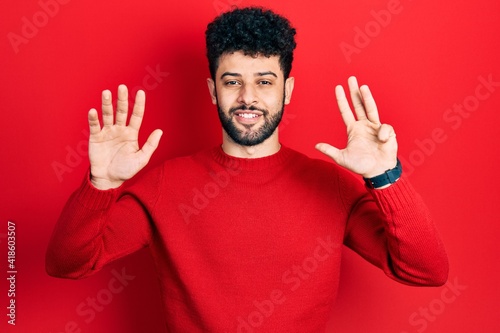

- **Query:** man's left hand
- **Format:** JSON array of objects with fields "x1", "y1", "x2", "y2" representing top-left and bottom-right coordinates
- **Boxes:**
[{"x1": 316, "y1": 76, "x2": 398, "y2": 178}]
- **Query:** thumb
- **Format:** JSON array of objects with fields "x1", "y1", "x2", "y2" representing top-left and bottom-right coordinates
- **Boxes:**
[
  {"x1": 315, "y1": 143, "x2": 344, "y2": 166},
  {"x1": 138, "y1": 129, "x2": 163, "y2": 164}
]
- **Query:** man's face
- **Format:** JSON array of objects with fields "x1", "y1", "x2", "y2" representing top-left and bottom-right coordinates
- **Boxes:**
[{"x1": 207, "y1": 51, "x2": 294, "y2": 146}]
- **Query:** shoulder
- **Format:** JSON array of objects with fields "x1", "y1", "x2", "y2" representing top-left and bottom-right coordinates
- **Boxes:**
[
  {"x1": 285, "y1": 147, "x2": 366, "y2": 195},
  {"x1": 123, "y1": 149, "x2": 206, "y2": 186},
  {"x1": 160, "y1": 148, "x2": 216, "y2": 173},
  {"x1": 285, "y1": 147, "x2": 352, "y2": 180},
  {"x1": 120, "y1": 149, "x2": 213, "y2": 201}
]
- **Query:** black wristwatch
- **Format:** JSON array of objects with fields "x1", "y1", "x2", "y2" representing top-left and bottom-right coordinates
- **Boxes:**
[{"x1": 363, "y1": 159, "x2": 402, "y2": 189}]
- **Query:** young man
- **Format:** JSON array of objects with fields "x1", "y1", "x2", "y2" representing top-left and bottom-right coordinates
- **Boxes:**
[{"x1": 46, "y1": 7, "x2": 448, "y2": 332}]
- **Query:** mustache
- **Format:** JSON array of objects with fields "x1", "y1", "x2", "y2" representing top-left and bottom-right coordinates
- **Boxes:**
[{"x1": 229, "y1": 105, "x2": 268, "y2": 115}]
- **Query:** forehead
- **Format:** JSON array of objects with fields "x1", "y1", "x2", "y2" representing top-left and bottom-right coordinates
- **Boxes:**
[{"x1": 216, "y1": 51, "x2": 282, "y2": 78}]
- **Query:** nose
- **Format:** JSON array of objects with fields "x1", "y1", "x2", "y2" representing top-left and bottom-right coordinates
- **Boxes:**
[{"x1": 237, "y1": 84, "x2": 258, "y2": 106}]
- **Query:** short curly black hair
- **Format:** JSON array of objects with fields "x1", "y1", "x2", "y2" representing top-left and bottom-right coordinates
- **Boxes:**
[{"x1": 205, "y1": 7, "x2": 297, "y2": 79}]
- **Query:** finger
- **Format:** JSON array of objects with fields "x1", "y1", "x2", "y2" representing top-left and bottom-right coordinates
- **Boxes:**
[
  {"x1": 315, "y1": 143, "x2": 344, "y2": 166},
  {"x1": 347, "y1": 76, "x2": 367, "y2": 121},
  {"x1": 138, "y1": 129, "x2": 163, "y2": 166},
  {"x1": 101, "y1": 90, "x2": 114, "y2": 127},
  {"x1": 115, "y1": 84, "x2": 129, "y2": 126},
  {"x1": 377, "y1": 123, "x2": 396, "y2": 143},
  {"x1": 88, "y1": 108, "x2": 101, "y2": 135},
  {"x1": 359, "y1": 85, "x2": 380, "y2": 125},
  {"x1": 129, "y1": 90, "x2": 146, "y2": 130},
  {"x1": 335, "y1": 85, "x2": 356, "y2": 127}
]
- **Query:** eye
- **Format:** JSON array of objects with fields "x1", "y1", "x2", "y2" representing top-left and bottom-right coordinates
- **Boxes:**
[
  {"x1": 225, "y1": 80, "x2": 240, "y2": 86},
  {"x1": 259, "y1": 80, "x2": 272, "y2": 85}
]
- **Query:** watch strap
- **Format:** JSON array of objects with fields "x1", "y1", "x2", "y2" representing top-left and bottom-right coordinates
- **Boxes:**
[{"x1": 363, "y1": 159, "x2": 402, "y2": 189}]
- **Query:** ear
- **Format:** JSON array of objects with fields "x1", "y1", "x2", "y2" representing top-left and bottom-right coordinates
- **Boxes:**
[
  {"x1": 284, "y1": 77, "x2": 295, "y2": 105},
  {"x1": 207, "y1": 78, "x2": 217, "y2": 105}
]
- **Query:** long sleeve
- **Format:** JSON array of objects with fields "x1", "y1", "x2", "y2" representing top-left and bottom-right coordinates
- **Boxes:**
[
  {"x1": 341, "y1": 172, "x2": 449, "y2": 286},
  {"x1": 45, "y1": 166, "x2": 163, "y2": 279}
]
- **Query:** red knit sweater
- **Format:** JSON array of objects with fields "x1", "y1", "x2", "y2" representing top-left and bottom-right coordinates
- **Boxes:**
[{"x1": 46, "y1": 146, "x2": 448, "y2": 332}]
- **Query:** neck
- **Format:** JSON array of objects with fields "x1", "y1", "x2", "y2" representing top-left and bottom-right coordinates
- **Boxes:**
[{"x1": 221, "y1": 130, "x2": 281, "y2": 158}]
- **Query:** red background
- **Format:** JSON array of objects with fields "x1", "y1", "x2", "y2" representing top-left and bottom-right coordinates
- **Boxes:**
[{"x1": 1, "y1": 0, "x2": 499, "y2": 332}]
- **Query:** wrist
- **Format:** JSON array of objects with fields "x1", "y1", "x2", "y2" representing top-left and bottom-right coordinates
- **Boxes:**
[
  {"x1": 363, "y1": 159, "x2": 402, "y2": 189},
  {"x1": 90, "y1": 176, "x2": 124, "y2": 190}
]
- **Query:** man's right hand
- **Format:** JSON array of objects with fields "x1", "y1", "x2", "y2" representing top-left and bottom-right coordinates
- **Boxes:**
[{"x1": 87, "y1": 85, "x2": 163, "y2": 190}]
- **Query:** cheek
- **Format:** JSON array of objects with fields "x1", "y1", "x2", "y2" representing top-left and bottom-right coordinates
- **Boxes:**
[
  {"x1": 261, "y1": 91, "x2": 285, "y2": 110},
  {"x1": 215, "y1": 95, "x2": 231, "y2": 110},
  {"x1": 216, "y1": 90, "x2": 239, "y2": 108}
]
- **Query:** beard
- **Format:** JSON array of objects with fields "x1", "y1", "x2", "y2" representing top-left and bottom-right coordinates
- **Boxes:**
[{"x1": 217, "y1": 97, "x2": 285, "y2": 147}]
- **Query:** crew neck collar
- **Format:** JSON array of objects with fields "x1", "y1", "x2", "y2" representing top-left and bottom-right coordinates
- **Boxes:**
[{"x1": 210, "y1": 144, "x2": 294, "y2": 172}]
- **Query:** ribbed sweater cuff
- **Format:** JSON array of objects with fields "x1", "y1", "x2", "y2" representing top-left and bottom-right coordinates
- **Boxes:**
[
  {"x1": 75, "y1": 170, "x2": 121, "y2": 210},
  {"x1": 367, "y1": 176, "x2": 419, "y2": 215}
]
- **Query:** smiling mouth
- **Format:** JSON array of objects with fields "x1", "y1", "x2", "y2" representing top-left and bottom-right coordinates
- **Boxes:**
[
  {"x1": 235, "y1": 112, "x2": 261, "y2": 119},
  {"x1": 233, "y1": 110, "x2": 264, "y2": 124}
]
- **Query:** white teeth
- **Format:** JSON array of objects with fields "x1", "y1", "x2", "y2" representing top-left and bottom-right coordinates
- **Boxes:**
[{"x1": 239, "y1": 113, "x2": 259, "y2": 119}]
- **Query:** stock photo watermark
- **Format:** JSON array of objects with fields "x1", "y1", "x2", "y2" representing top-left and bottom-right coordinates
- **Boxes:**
[
  {"x1": 400, "y1": 276, "x2": 468, "y2": 333},
  {"x1": 5, "y1": 221, "x2": 17, "y2": 326},
  {"x1": 400, "y1": 74, "x2": 499, "y2": 176},
  {"x1": 339, "y1": 0, "x2": 409, "y2": 64},
  {"x1": 279, "y1": 112, "x2": 297, "y2": 133},
  {"x1": 179, "y1": 159, "x2": 242, "y2": 225},
  {"x1": 127, "y1": 65, "x2": 170, "y2": 103},
  {"x1": 7, "y1": 0, "x2": 72, "y2": 54},
  {"x1": 236, "y1": 235, "x2": 340, "y2": 332},
  {"x1": 213, "y1": 0, "x2": 243, "y2": 15},
  {"x1": 7, "y1": 0, "x2": 242, "y2": 54},
  {"x1": 49, "y1": 267, "x2": 136, "y2": 333}
]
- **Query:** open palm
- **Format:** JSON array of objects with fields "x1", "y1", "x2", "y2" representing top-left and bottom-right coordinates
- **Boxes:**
[
  {"x1": 88, "y1": 85, "x2": 162, "y2": 190},
  {"x1": 316, "y1": 76, "x2": 398, "y2": 179}
]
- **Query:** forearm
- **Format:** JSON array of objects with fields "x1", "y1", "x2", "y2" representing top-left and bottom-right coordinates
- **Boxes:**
[
  {"x1": 344, "y1": 176, "x2": 449, "y2": 286},
  {"x1": 45, "y1": 172, "x2": 153, "y2": 279},
  {"x1": 46, "y1": 174, "x2": 120, "y2": 278}
]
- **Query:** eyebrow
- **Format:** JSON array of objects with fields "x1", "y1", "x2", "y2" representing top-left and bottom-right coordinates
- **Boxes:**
[
  {"x1": 256, "y1": 71, "x2": 278, "y2": 78},
  {"x1": 220, "y1": 71, "x2": 278, "y2": 79}
]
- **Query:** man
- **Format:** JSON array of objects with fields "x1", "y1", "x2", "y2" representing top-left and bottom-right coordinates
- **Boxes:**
[{"x1": 46, "y1": 7, "x2": 448, "y2": 332}]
